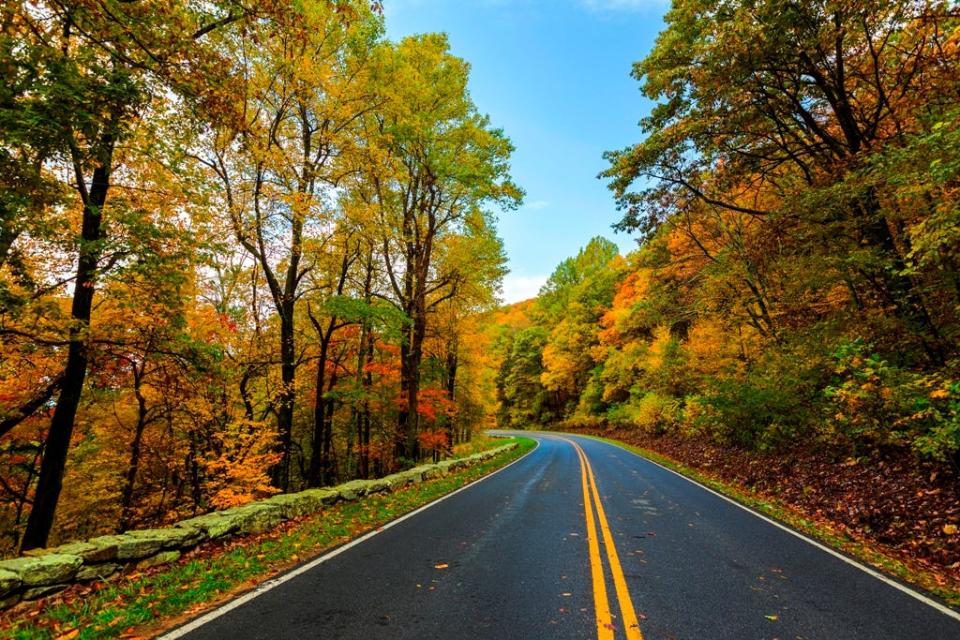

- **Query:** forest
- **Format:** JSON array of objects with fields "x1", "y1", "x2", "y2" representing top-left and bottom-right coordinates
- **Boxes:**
[
  {"x1": 0, "y1": 0, "x2": 520, "y2": 554},
  {"x1": 490, "y1": 0, "x2": 960, "y2": 571},
  {"x1": 2, "y1": 0, "x2": 959, "y2": 577}
]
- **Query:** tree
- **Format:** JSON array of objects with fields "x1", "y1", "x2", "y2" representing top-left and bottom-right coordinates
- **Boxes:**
[
  {"x1": 363, "y1": 34, "x2": 521, "y2": 462},
  {"x1": 6, "y1": 0, "x2": 257, "y2": 549},
  {"x1": 200, "y1": 1, "x2": 383, "y2": 489},
  {"x1": 603, "y1": 0, "x2": 959, "y2": 363}
]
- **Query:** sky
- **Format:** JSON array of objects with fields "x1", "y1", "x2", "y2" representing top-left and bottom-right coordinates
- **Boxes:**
[{"x1": 384, "y1": 0, "x2": 669, "y2": 303}]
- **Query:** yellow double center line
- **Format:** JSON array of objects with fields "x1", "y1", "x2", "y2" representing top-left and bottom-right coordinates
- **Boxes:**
[{"x1": 564, "y1": 438, "x2": 643, "y2": 640}]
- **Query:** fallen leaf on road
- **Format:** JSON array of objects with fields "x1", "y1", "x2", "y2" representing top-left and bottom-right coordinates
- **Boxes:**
[
  {"x1": 434, "y1": 563, "x2": 449, "y2": 569},
  {"x1": 765, "y1": 614, "x2": 779, "y2": 621},
  {"x1": 561, "y1": 592, "x2": 572, "y2": 597}
]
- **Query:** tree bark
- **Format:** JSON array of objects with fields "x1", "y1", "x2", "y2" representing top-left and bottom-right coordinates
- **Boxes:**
[
  {"x1": 118, "y1": 361, "x2": 148, "y2": 532},
  {"x1": 21, "y1": 155, "x2": 111, "y2": 550}
]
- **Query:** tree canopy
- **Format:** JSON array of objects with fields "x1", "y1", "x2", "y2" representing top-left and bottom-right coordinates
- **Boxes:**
[{"x1": 0, "y1": 0, "x2": 519, "y2": 552}]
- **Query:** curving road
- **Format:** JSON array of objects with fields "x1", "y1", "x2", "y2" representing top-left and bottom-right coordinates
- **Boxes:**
[{"x1": 164, "y1": 433, "x2": 960, "y2": 640}]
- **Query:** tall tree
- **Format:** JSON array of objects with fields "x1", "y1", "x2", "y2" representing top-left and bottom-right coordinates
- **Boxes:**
[
  {"x1": 603, "y1": 0, "x2": 959, "y2": 363},
  {"x1": 363, "y1": 34, "x2": 521, "y2": 461},
  {"x1": 201, "y1": 1, "x2": 383, "y2": 489},
  {"x1": 11, "y1": 0, "x2": 248, "y2": 550}
]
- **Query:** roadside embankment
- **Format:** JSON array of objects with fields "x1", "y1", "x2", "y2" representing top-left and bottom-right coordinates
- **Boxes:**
[
  {"x1": 559, "y1": 424, "x2": 960, "y2": 608},
  {"x1": 0, "y1": 441, "x2": 521, "y2": 617}
]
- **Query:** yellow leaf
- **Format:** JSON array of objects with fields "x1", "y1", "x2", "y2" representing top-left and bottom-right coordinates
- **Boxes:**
[
  {"x1": 434, "y1": 563, "x2": 448, "y2": 569},
  {"x1": 944, "y1": 524, "x2": 958, "y2": 535}
]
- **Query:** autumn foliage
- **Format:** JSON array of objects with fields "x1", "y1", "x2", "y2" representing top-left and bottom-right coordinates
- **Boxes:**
[
  {"x1": 485, "y1": 0, "x2": 960, "y2": 568},
  {"x1": 0, "y1": 1, "x2": 517, "y2": 553}
]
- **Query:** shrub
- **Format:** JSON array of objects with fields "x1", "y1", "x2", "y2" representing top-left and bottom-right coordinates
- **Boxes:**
[
  {"x1": 605, "y1": 391, "x2": 680, "y2": 435},
  {"x1": 824, "y1": 340, "x2": 960, "y2": 463}
]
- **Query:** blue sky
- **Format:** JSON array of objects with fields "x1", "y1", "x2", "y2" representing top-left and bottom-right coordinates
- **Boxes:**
[{"x1": 384, "y1": 0, "x2": 668, "y2": 303}]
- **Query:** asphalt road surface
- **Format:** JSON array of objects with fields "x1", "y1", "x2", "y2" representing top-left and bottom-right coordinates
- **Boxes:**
[{"x1": 165, "y1": 433, "x2": 960, "y2": 640}]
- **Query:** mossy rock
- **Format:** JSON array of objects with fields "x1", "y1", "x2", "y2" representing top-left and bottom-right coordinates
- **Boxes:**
[
  {"x1": 365, "y1": 478, "x2": 390, "y2": 494},
  {"x1": 381, "y1": 473, "x2": 408, "y2": 491},
  {"x1": 136, "y1": 550, "x2": 181, "y2": 570},
  {"x1": 76, "y1": 563, "x2": 120, "y2": 581},
  {"x1": 264, "y1": 492, "x2": 325, "y2": 519},
  {"x1": 73, "y1": 537, "x2": 121, "y2": 563},
  {"x1": 22, "y1": 541, "x2": 95, "y2": 559},
  {"x1": 89, "y1": 532, "x2": 167, "y2": 562},
  {"x1": 419, "y1": 464, "x2": 445, "y2": 480},
  {"x1": 0, "y1": 592, "x2": 21, "y2": 609},
  {"x1": 300, "y1": 488, "x2": 341, "y2": 506},
  {"x1": 336, "y1": 479, "x2": 375, "y2": 501},
  {"x1": 398, "y1": 469, "x2": 424, "y2": 484},
  {"x1": 175, "y1": 514, "x2": 237, "y2": 540},
  {"x1": 0, "y1": 554, "x2": 81, "y2": 587},
  {"x1": 22, "y1": 583, "x2": 68, "y2": 601},
  {"x1": 123, "y1": 527, "x2": 203, "y2": 550},
  {"x1": 219, "y1": 503, "x2": 283, "y2": 535},
  {"x1": 0, "y1": 569, "x2": 21, "y2": 598}
]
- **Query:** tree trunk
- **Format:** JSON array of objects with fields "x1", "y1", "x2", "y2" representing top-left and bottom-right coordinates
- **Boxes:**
[
  {"x1": 273, "y1": 305, "x2": 295, "y2": 490},
  {"x1": 118, "y1": 363, "x2": 148, "y2": 532},
  {"x1": 396, "y1": 312, "x2": 425, "y2": 463},
  {"x1": 321, "y1": 372, "x2": 338, "y2": 484},
  {"x1": 359, "y1": 322, "x2": 374, "y2": 479},
  {"x1": 21, "y1": 159, "x2": 111, "y2": 551},
  {"x1": 445, "y1": 337, "x2": 458, "y2": 445},
  {"x1": 307, "y1": 331, "x2": 331, "y2": 486}
]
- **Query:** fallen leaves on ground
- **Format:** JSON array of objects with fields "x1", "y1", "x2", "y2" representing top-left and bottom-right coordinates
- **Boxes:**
[{"x1": 571, "y1": 426, "x2": 960, "y2": 586}]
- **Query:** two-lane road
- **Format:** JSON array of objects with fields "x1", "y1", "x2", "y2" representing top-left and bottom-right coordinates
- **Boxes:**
[{"x1": 165, "y1": 434, "x2": 960, "y2": 639}]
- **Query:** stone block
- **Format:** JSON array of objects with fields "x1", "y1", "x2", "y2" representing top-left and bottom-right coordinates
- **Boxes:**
[
  {"x1": 218, "y1": 503, "x2": 283, "y2": 535},
  {"x1": 76, "y1": 537, "x2": 121, "y2": 563},
  {"x1": 22, "y1": 583, "x2": 68, "y2": 600},
  {"x1": 136, "y1": 550, "x2": 181, "y2": 570},
  {"x1": 300, "y1": 488, "x2": 341, "y2": 506},
  {"x1": 0, "y1": 592, "x2": 20, "y2": 609},
  {"x1": 381, "y1": 473, "x2": 408, "y2": 491},
  {"x1": 0, "y1": 554, "x2": 81, "y2": 586},
  {"x1": 365, "y1": 478, "x2": 390, "y2": 494},
  {"x1": 175, "y1": 514, "x2": 237, "y2": 540},
  {"x1": 336, "y1": 480, "x2": 374, "y2": 501},
  {"x1": 76, "y1": 563, "x2": 120, "y2": 581},
  {"x1": 0, "y1": 569, "x2": 20, "y2": 598},
  {"x1": 264, "y1": 492, "x2": 325, "y2": 519},
  {"x1": 123, "y1": 527, "x2": 203, "y2": 550}
]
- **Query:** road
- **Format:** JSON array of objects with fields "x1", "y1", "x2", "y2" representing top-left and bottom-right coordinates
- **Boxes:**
[{"x1": 165, "y1": 433, "x2": 960, "y2": 640}]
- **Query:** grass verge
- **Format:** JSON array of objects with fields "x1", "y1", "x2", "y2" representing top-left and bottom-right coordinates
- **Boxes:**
[
  {"x1": 1, "y1": 437, "x2": 536, "y2": 640},
  {"x1": 577, "y1": 432, "x2": 960, "y2": 609}
]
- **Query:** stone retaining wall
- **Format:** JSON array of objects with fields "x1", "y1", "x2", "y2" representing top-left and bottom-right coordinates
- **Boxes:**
[{"x1": 0, "y1": 442, "x2": 518, "y2": 610}]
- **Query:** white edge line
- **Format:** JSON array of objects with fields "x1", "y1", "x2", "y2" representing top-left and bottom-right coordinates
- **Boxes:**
[
  {"x1": 160, "y1": 439, "x2": 540, "y2": 639},
  {"x1": 569, "y1": 432, "x2": 960, "y2": 623}
]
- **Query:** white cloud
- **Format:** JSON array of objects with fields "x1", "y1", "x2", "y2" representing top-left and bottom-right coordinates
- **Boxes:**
[
  {"x1": 526, "y1": 200, "x2": 550, "y2": 210},
  {"x1": 501, "y1": 274, "x2": 548, "y2": 304}
]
